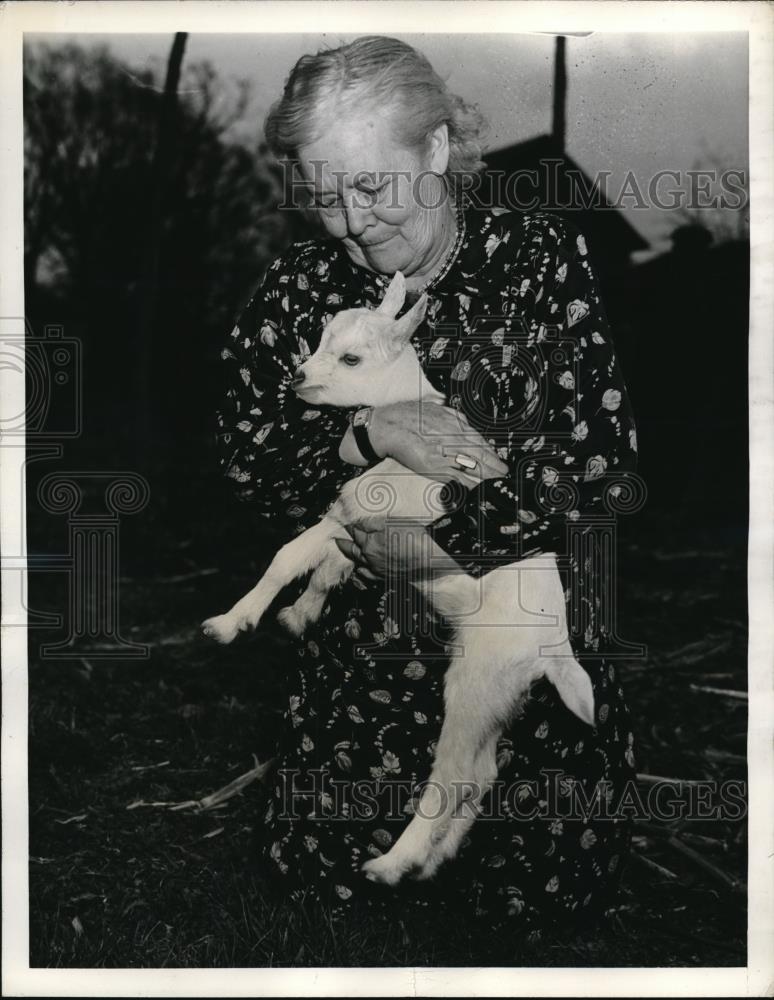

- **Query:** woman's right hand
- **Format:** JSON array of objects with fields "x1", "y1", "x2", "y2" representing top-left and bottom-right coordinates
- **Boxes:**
[{"x1": 368, "y1": 401, "x2": 509, "y2": 487}]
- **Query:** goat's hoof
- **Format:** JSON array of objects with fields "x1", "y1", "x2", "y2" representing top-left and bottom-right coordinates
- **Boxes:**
[
  {"x1": 412, "y1": 856, "x2": 442, "y2": 882},
  {"x1": 361, "y1": 854, "x2": 408, "y2": 886},
  {"x1": 277, "y1": 605, "x2": 306, "y2": 637},
  {"x1": 201, "y1": 615, "x2": 240, "y2": 645}
]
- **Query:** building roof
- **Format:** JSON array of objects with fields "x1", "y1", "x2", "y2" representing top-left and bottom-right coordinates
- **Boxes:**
[{"x1": 482, "y1": 134, "x2": 649, "y2": 270}]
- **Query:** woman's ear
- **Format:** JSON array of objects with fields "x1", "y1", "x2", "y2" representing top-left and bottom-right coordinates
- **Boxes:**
[{"x1": 427, "y1": 123, "x2": 450, "y2": 176}]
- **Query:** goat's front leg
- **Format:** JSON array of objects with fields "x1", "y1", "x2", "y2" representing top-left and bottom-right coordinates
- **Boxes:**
[
  {"x1": 277, "y1": 540, "x2": 355, "y2": 636},
  {"x1": 201, "y1": 517, "x2": 340, "y2": 644}
]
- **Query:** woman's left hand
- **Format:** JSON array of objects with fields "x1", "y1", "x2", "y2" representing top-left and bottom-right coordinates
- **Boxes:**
[{"x1": 334, "y1": 522, "x2": 464, "y2": 581}]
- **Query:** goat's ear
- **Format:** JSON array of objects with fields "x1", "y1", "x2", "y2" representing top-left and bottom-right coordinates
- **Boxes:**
[
  {"x1": 391, "y1": 293, "x2": 428, "y2": 346},
  {"x1": 375, "y1": 271, "x2": 406, "y2": 318}
]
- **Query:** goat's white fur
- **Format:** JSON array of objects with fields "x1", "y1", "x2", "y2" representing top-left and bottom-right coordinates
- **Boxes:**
[{"x1": 203, "y1": 272, "x2": 594, "y2": 885}]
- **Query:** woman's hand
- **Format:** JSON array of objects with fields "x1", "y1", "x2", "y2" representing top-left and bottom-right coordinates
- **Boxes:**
[
  {"x1": 334, "y1": 522, "x2": 465, "y2": 582},
  {"x1": 367, "y1": 401, "x2": 509, "y2": 487}
]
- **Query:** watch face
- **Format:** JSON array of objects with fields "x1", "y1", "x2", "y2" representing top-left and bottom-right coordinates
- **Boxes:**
[{"x1": 354, "y1": 408, "x2": 371, "y2": 427}]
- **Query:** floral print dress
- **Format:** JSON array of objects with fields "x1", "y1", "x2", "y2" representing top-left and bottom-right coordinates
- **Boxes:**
[{"x1": 216, "y1": 200, "x2": 639, "y2": 929}]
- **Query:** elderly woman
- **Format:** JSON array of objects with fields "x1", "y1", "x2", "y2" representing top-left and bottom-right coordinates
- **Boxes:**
[{"x1": 217, "y1": 35, "x2": 638, "y2": 930}]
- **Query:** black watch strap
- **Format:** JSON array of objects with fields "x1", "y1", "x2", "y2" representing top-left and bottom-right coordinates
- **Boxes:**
[{"x1": 352, "y1": 414, "x2": 380, "y2": 465}]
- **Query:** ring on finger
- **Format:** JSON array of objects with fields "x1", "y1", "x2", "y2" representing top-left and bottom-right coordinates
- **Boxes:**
[{"x1": 454, "y1": 453, "x2": 478, "y2": 471}]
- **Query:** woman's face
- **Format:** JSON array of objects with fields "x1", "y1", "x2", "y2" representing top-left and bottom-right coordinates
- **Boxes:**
[{"x1": 296, "y1": 107, "x2": 451, "y2": 278}]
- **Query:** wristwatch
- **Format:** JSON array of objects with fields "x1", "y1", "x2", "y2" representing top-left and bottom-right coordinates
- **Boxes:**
[{"x1": 350, "y1": 406, "x2": 380, "y2": 464}]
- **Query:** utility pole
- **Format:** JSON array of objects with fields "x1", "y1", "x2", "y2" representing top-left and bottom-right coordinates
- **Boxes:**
[
  {"x1": 134, "y1": 32, "x2": 188, "y2": 458},
  {"x1": 552, "y1": 35, "x2": 567, "y2": 152}
]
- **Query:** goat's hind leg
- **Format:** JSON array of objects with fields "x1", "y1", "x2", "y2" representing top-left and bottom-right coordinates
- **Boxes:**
[
  {"x1": 361, "y1": 733, "x2": 499, "y2": 886},
  {"x1": 414, "y1": 734, "x2": 500, "y2": 881},
  {"x1": 201, "y1": 517, "x2": 339, "y2": 644},
  {"x1": 362, "y1": 648, "x2": 499, "y2": 885},
  {"x1": 361, "y1": 714, "x2": 482, "y2": 885},
  {"x1": 277, "y1": 539, "x2": 355, "y2": 637}
]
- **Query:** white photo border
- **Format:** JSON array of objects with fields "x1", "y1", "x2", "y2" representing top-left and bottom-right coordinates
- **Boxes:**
[{"x1": 1, "y1": 2, "x2": 771, "y2": 996}]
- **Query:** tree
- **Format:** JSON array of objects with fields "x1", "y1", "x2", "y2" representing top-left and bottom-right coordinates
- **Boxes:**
[
  {"x1": 23, "y1": 41, "x2": 306, "y2": 456},
  {"x1": 668, "y1": 146, "x2": 749, "y2": 247}
]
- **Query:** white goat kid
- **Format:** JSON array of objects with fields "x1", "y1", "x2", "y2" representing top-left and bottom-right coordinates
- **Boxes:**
[{"x1": 202, "y1": 272, "x2": 595, "y2": 886}]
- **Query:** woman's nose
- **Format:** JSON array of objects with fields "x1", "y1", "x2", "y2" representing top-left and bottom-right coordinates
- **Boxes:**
[{"x1": 344, "y1": 202, "x2": 374, "y2": 237}]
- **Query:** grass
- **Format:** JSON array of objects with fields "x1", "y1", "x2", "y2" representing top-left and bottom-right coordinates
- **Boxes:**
[{"x1": 26, "y1": 455, "x2": 748, "y2": 968}]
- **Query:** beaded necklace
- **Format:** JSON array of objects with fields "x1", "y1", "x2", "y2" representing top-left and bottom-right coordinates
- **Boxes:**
[{"x1": 413, "y1": 198, "x2": 467, "y2": 296}]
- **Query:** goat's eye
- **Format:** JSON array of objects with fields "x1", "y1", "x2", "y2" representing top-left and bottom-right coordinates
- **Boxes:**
[{"x1": 341, "y1": 354, "x2": 361, "y2": 367}]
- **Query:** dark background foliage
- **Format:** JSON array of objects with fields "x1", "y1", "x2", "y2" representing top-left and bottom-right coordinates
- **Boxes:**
[{"x1": 23, "y1": 38, "x2": 749, "y2": 968}]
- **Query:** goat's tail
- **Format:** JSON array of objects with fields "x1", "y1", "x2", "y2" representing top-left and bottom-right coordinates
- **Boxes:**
[
  {"x1": 415, "y1": 573, "x2": 595, "y2": 727},
  {"x1": 545, "y1": 657, "x2": 596, "y2": 726}
]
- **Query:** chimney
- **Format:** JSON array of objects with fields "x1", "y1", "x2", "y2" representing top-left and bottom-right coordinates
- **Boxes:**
[{"x1": 552, "y1": 35, "x2": 567, "y2": 151}]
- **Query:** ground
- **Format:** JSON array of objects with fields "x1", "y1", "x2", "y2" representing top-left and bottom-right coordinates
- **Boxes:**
[{"x1": 26, "y1": 453, "x2": 748, "y2": 968}]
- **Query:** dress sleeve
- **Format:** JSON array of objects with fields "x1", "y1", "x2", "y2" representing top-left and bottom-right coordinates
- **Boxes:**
[
  {"x1": 215, "y1": 251, "x2": 357, "y2": 537},
  {"x1": 426, "y1": 217, "x2": 639, "y2": 575}
]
